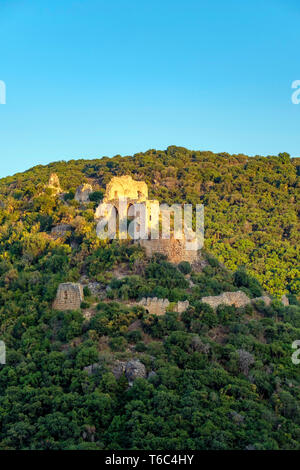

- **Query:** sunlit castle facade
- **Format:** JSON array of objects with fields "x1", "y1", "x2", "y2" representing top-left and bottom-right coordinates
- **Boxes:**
[{"x1": 95, "y1": 175, "x2": 202, "y2": 264}]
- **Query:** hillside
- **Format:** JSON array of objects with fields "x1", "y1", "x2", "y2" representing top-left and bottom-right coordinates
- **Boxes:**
[
  {"x1": 0, "y1": 146, "x2": 299, "y2": 450},
  {"x1": 1, "y1": 146, "x2": 299, "y2": 296}
]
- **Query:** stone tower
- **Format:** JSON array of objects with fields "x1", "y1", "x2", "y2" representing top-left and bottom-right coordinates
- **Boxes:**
[
  {"x1": 53, "y1": 283, "x2": 84, "y2": 311},
  {"x1": 48, "y1": 173, "x2": 62, "y2": 194}
]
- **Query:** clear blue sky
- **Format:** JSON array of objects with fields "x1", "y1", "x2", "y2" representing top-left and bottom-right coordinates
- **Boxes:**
[{"x1": 0, "y1": 0, "x2": 300, "y2": 178}]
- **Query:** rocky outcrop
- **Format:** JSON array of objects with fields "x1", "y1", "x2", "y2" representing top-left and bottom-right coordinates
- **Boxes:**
[
  {"x1": 75, "y1": 184, "x2": 93, "y2": 203},
  {"x1": 112, "y1": 361, "x2": 127, "y2": 380},
  {"x1": 125, "y1": 360, "x2": 147, "y2": 385},
  {"x1": 53, "y1": 282, "x2": 84, "y2": 311},
  {"x1": 237, "y1": 349, "x2": 255, "y2": 376},
  {"x1": 86, "y1": 282, "x2": 103, "y2": 296},
  {"x1": 201, "y1": 291, "x2": 250, "y2": 309},
  {"x1": 281, "y1": 295, "x2": 289, "y2": 306},
  {"x1": 111, "y1": 359, "x2": 147, "y2": 385},
  {"x1": 79, "y1": 275, "x2": 104, "y2": 297},
  {"x1": 84, "y1": 363, "x2": 101, "y2": 376},
  {"x1": 191, "y1": 336, "x2": 210, "y2": 354}
]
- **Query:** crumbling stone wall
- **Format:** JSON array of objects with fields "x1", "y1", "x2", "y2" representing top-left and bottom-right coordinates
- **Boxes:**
[
  {"x1": 104, "y1": 175, "x2": 148, "y2": 202},
  {"x1": 174, "y1": 300, "x2": 190, "y2": 313},
  {"x1": 201, "y1": 291, "x2": 289, "y2": 310},
  {"x1": 75, "y1": 184, "x2": 93, "y2": 202},
  {"x1": 139, "y1": 238, "x2": 198, "y2": 264},
  {"x1": 201, "y1": 291, "x2": 251, "y2": 309},
  {"x1": 139, "y1": 297, "x2": 189, "y2": 315},
  {"x1": 139, "y1": 297, "x2": 170, "y2": 315},
  {"x1": 253, "y1": 296, "x2": 272, "y2": 306},
  {"x1": 53, "y1": 283, "x2": 84, "y2": 310}
]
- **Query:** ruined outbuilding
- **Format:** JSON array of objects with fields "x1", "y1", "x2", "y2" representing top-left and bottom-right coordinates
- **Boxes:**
[
  {"x1": 138, "y1": 297, "x2": 189, "y2": 315},
  {"x1": 201, "y1": 291, "x2": 250, "y2": 309},
  {"x1": 53, "y1": 283, "x2": 84, "y2": 311},
  {"x1": 201, "y1": 291, "x2": 289, "y2": 310},
  {"x1": 75, "y1": 184, "x2": 93, "y2": 203},
  {"x1": 139, "y1": 297, "x2": 170, "y2": 315}
]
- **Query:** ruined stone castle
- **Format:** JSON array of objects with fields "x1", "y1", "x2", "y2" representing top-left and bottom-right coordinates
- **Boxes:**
[{"x1": 95, "y1": 175, "x2": 199, "y2": 264}]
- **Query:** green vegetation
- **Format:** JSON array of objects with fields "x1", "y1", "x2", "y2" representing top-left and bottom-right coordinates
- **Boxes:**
[{"x1": 0, "y1": 146, "x2": 299, "y2": 449}]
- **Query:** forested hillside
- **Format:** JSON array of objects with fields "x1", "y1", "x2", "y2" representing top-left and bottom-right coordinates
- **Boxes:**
[
  {"x1": 1, "y1": 146, "x2": 298, "y2": 296},
  {"x1": 0, "y1": 146, "x2": 299, "y2": 450}
]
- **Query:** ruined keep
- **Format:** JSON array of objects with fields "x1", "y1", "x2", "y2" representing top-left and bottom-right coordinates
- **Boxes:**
[
  {"x1": 95, "y1": 175, "x2": 199, "y2": 264},
  {"x1": 48, "y1": 173, "x2": 62, "y2": 194},
  {"x1": 53, "y1": 283, "x2": 84, "y2": 311}
]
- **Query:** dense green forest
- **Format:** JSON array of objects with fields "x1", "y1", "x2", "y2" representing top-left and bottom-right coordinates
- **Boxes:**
[{"x1": 0, "y1": 146, "x2": 299, "y2": 450}]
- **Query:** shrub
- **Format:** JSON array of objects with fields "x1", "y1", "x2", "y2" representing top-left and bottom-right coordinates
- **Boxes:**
[
  {"x1": 109, "y1": 336, "x2": 127, "y2": 352},
  {"x1": 89, "y1": 190, "x2": 104, "y2": 203},
  {"x1": 178, "y1": 261, "x2": 191, "y2": 274},
  {"x1": 126, "y1": 330, "x2": 143, "y2": 343},
  {"x1": 80, "y1": 301, "x2": 90, "y2": 309},
  {"x1": 135, "y1": 341, "x2": 147, "y2": 352},
  {"x1": 234, "y1": 268, "x2": 262, "y2": 297},
  {"x1": 83, "y1": 286, "x2": 91, "y2": 297},
  {"x1": 64, "y1": 190, "x2": 75, "y2": 201},
  {"x1": 207, "y1": 256, "x2": 219, "y2": 268}
]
